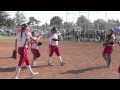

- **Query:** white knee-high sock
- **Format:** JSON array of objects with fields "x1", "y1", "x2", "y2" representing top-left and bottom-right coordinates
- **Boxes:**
[
  {"x1": 13, "y1": 66, "x2": 21, "y2": 78},
  {"x1": 58, "y1": 56, "x2": 63, "y2": 62},
  {"x1": 48, "y1": 56, "x2": 52, "y2": 63},
  {"x1": 26, "y1": 65, "x2": 34, "y2": 74}
]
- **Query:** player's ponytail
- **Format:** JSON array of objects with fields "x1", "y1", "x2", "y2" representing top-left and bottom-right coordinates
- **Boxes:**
[{"x1": 21, "y1": 24, "x2": 28, "y2": 39}]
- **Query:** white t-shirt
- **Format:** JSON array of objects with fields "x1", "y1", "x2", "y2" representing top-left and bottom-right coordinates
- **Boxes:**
[
  {"x1": 16, "y1": 32, "x2": 31, "y2": 48},
  {"x1": 31, "y1": 37, "x2": 38, "y2": 49},
  {"x1": 49, "y1": 33, "x2": 58, "y2": 46}
]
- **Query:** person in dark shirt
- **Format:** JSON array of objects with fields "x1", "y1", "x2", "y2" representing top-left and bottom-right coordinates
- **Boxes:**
[{"x1": 102, "y1": 29, "x2": 115, "y2": 67}]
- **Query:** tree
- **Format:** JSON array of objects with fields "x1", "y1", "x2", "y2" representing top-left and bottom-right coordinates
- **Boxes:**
[
  {"x1": 115, "y1": 19, "x2": 120, "y2": 26},
  {"x1": 14, "y1": 11, "x2": 26, "y2": 27},
  {"x1": 6, "y1": 18, "x2": 16, "y2": 28},
  {"x1": 27, "y1": 17, "x2": 40, "y2": 25},
  {"x1": 94, "y1": 19, "x2": 106, "y2": 30},
  {"x1": 0, "y1": 11, "x2": 10, "y2": 27},
  {"x1": 76, "y1": 15, "x2": 91, "y2": 30},
  {"x1": 41, "y1": 24, "x2": 46, "y2": 31},
  {"x1": 60, "y1": 23, "x2": 64, "y2": 29},
  {"x1": 41, "y1": 22, "x2": 50, "y2": 31},
  {"x1": 50, "y1": 16, "x2": 63, "y2": 29},
  {"x1": 107, "y1": 19, "x2": 120, "y2": 27},
  {"x1": 76, "y1": 15, "x2": 91, "y2": 26},
  {"x1": 63, "y1": 22, "x2": 73, "y2": 31}
]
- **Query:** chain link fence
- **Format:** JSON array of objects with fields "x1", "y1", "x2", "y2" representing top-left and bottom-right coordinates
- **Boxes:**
[
  {"x1": 0, "y1": 22, "x2": 118, "y2": 41},
  {"x1": 63, "y1": 22, "x2": 118, "y2": 42}
]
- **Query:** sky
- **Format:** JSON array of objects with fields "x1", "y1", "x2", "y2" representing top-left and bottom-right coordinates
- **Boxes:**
[{"x1": 7, "y1": 11, "x2": 120, "y2": 25}]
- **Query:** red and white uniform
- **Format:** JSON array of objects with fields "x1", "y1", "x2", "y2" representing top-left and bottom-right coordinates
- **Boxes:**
[
  {"x1": 49, "y1": 33, "x2": 58, "y2": 46},
  {"x1": 16, "y1": 32, "x2": 31, "y2": 67},
  {"x1": 49, "y1": 33, "x2": 60, "y2": 57},
  {"x1": 118, "y1": 65, "x2": 120, "y2": 73},
  {"x1": 31, "y1": 37, "x2": 40, "y2": 59}
]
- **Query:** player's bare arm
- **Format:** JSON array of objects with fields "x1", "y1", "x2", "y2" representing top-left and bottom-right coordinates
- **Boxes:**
[
  {"x1": 36, "y1": 35, "x2": 41, "y2": 42},
  {"x1": 104, "y1": 38, "x2": 107, "y2": 43},
  {"x1": 30, "y1": 36, "x2": 38, "y2": 43}
]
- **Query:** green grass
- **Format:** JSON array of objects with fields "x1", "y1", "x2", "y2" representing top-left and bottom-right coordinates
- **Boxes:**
[
  {"x1": 0, "y1": 36, "x2": 47, "y2": 41},
  {"x1": 0, "y1": 36, "x2": 16, "y2": 40}
]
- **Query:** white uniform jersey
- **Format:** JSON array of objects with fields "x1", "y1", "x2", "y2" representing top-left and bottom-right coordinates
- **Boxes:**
[
  {"x1": 49, "y1": 33, "x2": 58, "y2": 46},
  {"x1": 31, "y1": 37, "x2": 38, "y2": 49},
  {"x1": 16, "y1": 32, "x2": 31, "y2": 48}
]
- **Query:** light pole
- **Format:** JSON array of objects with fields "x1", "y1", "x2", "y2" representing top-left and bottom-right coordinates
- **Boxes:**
[
  {"x1": 79, "y1": 11, "x2": 81, "y2": 29},
  {"x1": 66, "y1": 11, "x2": 88, "y2": 31},
  {"x1": 72, "y1": 11, "x2": 73, "y2": 28},
  {"x1": 88, "y1": 11, "x2": 90, "y2": 39},
  {"x1": 66, "y1": 11, "x2": 67, "y2": 31},
  {"x1": 105, "y1": 11, "x2": 107, "y2": 23},
  {"x1": 88, "y1": 11, "x2": 90, "y2": 30},
  {"x1": 105, "y1": 11, "x2": 107, "y2": 36}
]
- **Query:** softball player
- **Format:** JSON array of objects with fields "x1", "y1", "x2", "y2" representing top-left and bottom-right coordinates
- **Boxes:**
[
  {"x1": 48, "y1": 27, "x2": 66, "y2": 66},
  {"x1": 30, "y1": 31, "x2": 40, "y2": 66},
  {"x1": 13, "y1": 24, "x2": 40, "y2": 79},
  {"x1": 102, "y1": 29, "x2": 115, "y2": 68},
  {"x1": 116, "y1": 40, "x2": 120, "y2": 79},
  {"x1": 118, "y1": 65, "x2": 120, "y2": 79}
]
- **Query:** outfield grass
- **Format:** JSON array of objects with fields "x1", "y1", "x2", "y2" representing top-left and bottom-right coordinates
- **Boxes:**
[
  {"x1": 0, "y1": 36, "x2": 45, "y2": 41},
  {"x1": 0, "y1": 36, "x2": 16, "y2": 40}
]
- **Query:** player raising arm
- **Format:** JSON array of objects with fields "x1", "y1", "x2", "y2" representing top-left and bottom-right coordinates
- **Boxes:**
[{"x1": 30, "y1": 31, "x2": 41, "y2": 66}]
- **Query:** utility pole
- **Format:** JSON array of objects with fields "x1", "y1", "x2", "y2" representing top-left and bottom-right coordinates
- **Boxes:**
[
  {"x1": 88, "y1": 11, "x2": 90, "y2": 30},
  {"x1": 66, "y1": 11, "x2": 67, "y2": 31},
  {"x1": 88, "y1": 11, "x2": 90, "y2": 40},
  {"x1": 79, "y1": 11, "x2": 81, "y2": 28},
  {"x1": 105, "y1": 11, "x2": 107, "y2": 36}
]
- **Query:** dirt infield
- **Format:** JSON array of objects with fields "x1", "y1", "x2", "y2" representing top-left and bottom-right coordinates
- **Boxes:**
[{"x1": 0, "y1": 39, "x2": 120, "y2": 79}]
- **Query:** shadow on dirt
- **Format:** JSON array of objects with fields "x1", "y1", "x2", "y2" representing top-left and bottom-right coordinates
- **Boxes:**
[
  {"x1": 60, "y1": 65, "x2": 108, "y2": 74},
  {"x1": 23, "y1": 77, "x2": 34, "y2": 79},
  {"x1": 0, "y1": 66, "x2": 16, "y2": 72},
  {"x1": 0, "y1": 65, "x2": 49, "y2": 72},
  {"x1": 0, "y1": 56, "x2": 12, "y2": 59}
]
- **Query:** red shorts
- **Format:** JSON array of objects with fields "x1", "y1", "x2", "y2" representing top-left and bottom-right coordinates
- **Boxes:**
[
  {"x1": 18, "y1": 47, "x2": 30, "y2": 67},
  {"x1": 49, "y1": 44, "x2": 60, "y2": 57},
  {"x1": 103, "y1": 46, "x2": 114, "y2": 55},
  {"x1": 118, "y1": 65, "x2": 120, "y2": 73},
  {"x1": 31, "y1": 48, "x2": 40, "y2": 59}
]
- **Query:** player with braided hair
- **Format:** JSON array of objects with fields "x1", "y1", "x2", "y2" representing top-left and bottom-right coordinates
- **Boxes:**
[{"x1": 13, "y1": 24, "x2": 40, "y2": 79}]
